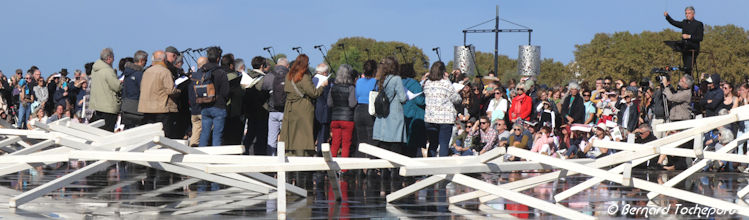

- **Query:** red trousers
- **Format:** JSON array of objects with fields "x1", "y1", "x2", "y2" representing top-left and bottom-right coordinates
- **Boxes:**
[{"x1": 330, "y1": 120, "x2": 354, "y2": 158}]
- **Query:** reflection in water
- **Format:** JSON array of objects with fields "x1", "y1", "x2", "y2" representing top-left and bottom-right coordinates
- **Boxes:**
[{"x1": 0, "y1": 162, "x2": 748, "y2": 218}]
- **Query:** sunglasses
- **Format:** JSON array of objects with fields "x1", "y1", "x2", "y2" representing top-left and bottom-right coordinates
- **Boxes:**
[
  {"x1": 583, "y1": 94, "x2": 591, "y2": 97},
  {"x1": 480, "y1": 121, "x2": 489, "y2": 124}
]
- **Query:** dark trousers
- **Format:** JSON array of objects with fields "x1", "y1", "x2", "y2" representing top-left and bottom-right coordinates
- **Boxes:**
[
  {"x1": 92, "y1": 111, "x2": 118, "y2": 132},
  {"x1": 353, "y1": 105, "x2": 377, "y2": 157},
  {"x1": 682, "y1": 50, "x2": 699, "y2": 75},
  {"x1": 425, "y1": 123, "x2": 453, "y2": 157},
  {"x1": 121, "y1": 112, "x2": 143, "y2": 130},
  {"x1": 404, "y1": 117, "x2": 426, "y2": 158},
  {"x1": 223, "y1": 115, "x2": 244, "y2": 145},
  {"x1": 143, "y1": 113, "x2": 176, "y2": 139},
  {"x1": 314, "y1": 119, "x2": 330, "y2": 156},
  {"x1": 243, "y1": 112, "x2": 268, "y2": 155}
]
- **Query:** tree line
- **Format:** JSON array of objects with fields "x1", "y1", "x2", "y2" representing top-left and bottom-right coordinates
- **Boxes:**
[{"x1": 303, "y1": 24, "x2": 748, "y2": 87}]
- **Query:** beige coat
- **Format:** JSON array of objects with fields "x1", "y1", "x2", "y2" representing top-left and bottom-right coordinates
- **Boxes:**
[{"x1": 138, "y1": 62, "x2": 179, "y2": 113}]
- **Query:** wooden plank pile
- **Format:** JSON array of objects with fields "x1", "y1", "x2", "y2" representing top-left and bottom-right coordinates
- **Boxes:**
[{"x1": 1, "y1": 104, "x2": 749, "y2": 218}]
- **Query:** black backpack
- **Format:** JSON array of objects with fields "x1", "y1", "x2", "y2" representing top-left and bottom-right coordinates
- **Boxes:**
[
  {"x1": 268, "y1": 72, "x2": 286, "y2": 111},
  {"x1": 374, "y1": 77, "x2": 393, "y2": 118}
]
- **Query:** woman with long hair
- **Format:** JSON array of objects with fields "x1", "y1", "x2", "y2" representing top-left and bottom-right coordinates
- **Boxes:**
[
  {"x1": 372, "y1": 57, "x2": 407, "y2": 178},
  {"x1": 327, "y1": 64, "x2": 357, "y2": 159},
  {"x1": 423, "y1": 61, "x2": 462, "y2": 157},
  {"x1": 279, "y1": 54, "x2": 328, "y2": 156}
]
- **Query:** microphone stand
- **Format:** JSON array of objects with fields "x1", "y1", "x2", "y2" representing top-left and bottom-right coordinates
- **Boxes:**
[
  {"x1": 433, "y1": 47, "x2": 441, "y2": 62},
  {"x1": 466, "y1": 44, "x2": 481, "y2": 76},
  {"x1": 338, "y1": 44, "x2": 349, "y2": 64},
  {"x1": 292, "y1": 47, "x2": 302, "y2": 55},
  {"x1": 315, "y1": 45, "x2": 335, "y2": 74},
  {"x1": 264, "y1": 47, "x2": 276, "y2": 63}
]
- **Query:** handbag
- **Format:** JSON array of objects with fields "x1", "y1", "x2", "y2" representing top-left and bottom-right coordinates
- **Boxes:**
[{"x1": 368, "y1": 84, "x2": 378, "y2": 116}]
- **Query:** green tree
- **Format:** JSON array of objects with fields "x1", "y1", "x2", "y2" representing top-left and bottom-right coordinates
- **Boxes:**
[
  {"x1": 325, "y1": 37, "x2": 430, "y2": 78},
  {"x1": 537, "y1": 58, "x2": 573, "y2": 86},
  {"x1": 573, "y1": 25, "x2": 749, "y2": 85}
]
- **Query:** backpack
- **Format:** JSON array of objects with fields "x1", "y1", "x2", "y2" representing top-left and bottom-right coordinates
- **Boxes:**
[
  {"x1": 191, "y1": 68, "x2": 216, "y2": 104},
  {"x1": 374, "y1": 77, "x2": 392, "y2": 118},
  {"x1": 268, "y1": 72, "x2": 286, "y2": 111}
]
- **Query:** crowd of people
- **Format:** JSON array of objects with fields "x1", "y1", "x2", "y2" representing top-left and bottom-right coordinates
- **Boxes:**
[{"x1": 3, "y1": 46, "x2": 748, "y2": 173}]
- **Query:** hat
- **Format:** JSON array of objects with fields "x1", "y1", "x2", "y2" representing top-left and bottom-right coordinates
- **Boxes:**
[
  {"x1": 59, "y1": 68, "x2": 68, "y2": 76},
  {"x1": 709, "y1": 73, "x2": 721, "y2": 85},
  {"x1": 51, "y1": 73, "x2": 61, "y2": 78},
  {"x1": 165, "y1": 46, "x2": 179, "y2": 55},
  {"x1": 596, "y1": 123, "x2": 607, "y2": 131}
]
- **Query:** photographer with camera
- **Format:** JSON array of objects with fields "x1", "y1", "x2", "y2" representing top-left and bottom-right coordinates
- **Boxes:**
[
  {"x1": 649, "y1": 79, "x2": 669, "y2": 138},
  {"x1": 661, "y1": 74, "x2": 693, "y2": 121}
]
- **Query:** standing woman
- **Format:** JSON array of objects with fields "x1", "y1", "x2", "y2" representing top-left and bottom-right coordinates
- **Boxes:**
[
  {"x1": 423, "y1": 61, "x2": 462, "y2": 157},
  {"x1": 279, "y1": 54, "x2": 328, "y2": 156},
  {"x1": 400, "y1": 64, "x2": 426, "y2": 158},
  {"x1": 353, "y1": 60, "x2": 378, "y2": 155},
  {"x1": 372, "y1": 57, "x2": 407, "y2": 155},
  {"x1": 327, "y1": 64, "x2": 357, "y2": 158}
]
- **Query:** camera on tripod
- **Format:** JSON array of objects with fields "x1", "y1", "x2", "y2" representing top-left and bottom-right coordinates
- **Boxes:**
[{"x1": 651, "y1": 66, "x2": 681, "y2": 82}]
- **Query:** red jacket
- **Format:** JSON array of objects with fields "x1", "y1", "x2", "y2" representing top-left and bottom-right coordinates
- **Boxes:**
[{"x1": 510, "y1": 93, "x2": 532, "y2": 121}]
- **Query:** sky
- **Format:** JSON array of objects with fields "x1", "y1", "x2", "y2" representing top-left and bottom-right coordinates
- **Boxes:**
[{"x1": 0, "y1": 0, "x2": 748, "y2": 77}]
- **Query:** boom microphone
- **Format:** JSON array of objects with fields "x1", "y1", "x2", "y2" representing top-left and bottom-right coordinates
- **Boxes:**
[
  {"x1": 314, "y1": 45, "x2": 323, "y2": 49},
  {"x1": 263, "y1": 47, "x2": 272, "y2": 51}
]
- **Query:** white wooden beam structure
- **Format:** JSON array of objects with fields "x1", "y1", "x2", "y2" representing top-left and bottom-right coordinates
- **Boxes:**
[{"x1": 2, "y1": 108, "x2": 749, "y2": 218}]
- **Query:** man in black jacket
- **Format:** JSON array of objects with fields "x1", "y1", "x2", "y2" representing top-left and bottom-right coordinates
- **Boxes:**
[
  {"x1": 198, "y1": 47, "x2": 230, "y2": 146},
  {"x1": 561, "y1": 82, "x2": 585, "y2": 124},
  {"x1": 243, "y1": 56, "x2": 270, "y2": 155},
  {"x1": 700, "y1": 73, "x2": 724, "y2": 117},
  {"x1": 665, "y1": 6, "x2": 704, "y2": 75}
]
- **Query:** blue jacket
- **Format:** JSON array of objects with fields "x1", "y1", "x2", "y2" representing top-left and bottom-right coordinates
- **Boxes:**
[
  {"x1": 701, "y1": 87, "x2": 724, "y2": 117},
  {"x1": 121, "y1": 62, "x2": 144, "y2": 101},
  {"x1": 402, "y1": 78, "x2": 425, "y2": 120}
]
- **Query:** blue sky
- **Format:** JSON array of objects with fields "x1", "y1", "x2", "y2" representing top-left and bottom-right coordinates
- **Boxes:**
[{"x1": 0, "y1": 0, "x2": 747, "y2": 77}]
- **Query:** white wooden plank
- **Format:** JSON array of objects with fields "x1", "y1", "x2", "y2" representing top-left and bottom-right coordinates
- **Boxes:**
[
  {"x1": 152, "y1": 136, "x2": 204, "y2": 154},
  {"x1": 647, "y1": 132, "x2": 749, "y2": 199},
  {"x1": 321, "y1": 144, "x2": 341, "y2": 201},
  {"x1": 478, "y1": 147, "x2": 505, "y2": 163},
  {"x1": 0, "y1": 154, "x2": 69, "y2": 163},
  {"x1": 9, "y1": 140, "x2": 156, "y2": 207},
  {"x1": 507, "y1": 147, "x2": 749, "y2": 217},
  {"x1": 448, "y1": 174, "x2": 594, "y2": 220},
  {"x1": 10, "y1": 160, "x2": 114, "y2": 207},
  {"x1": 46, "y1": 123, "x2": 104, "y2": 142},
  {"x1": 9, "y1": 140, "x2": 54, "y2": 155},
  {"x1": 277, "y1": 141, "x2": 286, "y2": 217},
  {"x1": 130, "y1": 161, "x2": 270, "y2": 194},
  {"x1": 0, "y1": 129, "x2": 57, "y2": 140},
  {"x1": 387, "y1": 175, "x2": 447, "y2": 202},
  {"x1": 143, "y1": 145, "x2": 243, "y2": 155},
  {"x1": 68, "y1": 121, "x2": 113, "y2": 136},
  {"x1": 89, "y1": 119, "x2": 106, "y2": 128}
]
